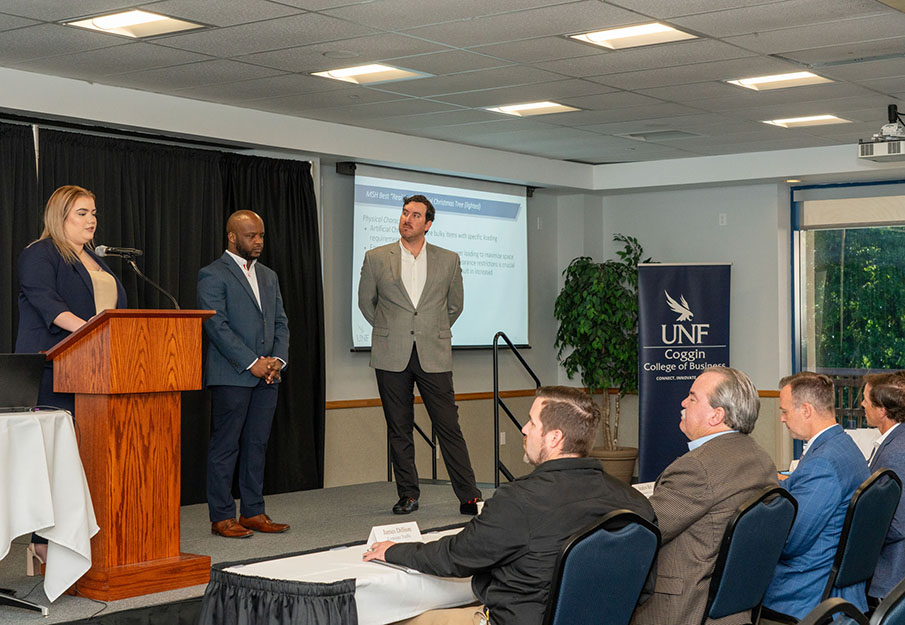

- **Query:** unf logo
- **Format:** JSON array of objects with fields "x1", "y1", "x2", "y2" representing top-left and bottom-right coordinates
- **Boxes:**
[{"x1": 662, "y1": 291, "x2": 710, "y2": 344}]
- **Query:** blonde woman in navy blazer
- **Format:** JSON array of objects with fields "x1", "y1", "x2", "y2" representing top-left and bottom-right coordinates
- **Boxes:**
[{"x1": 16, "y1": 185, "x2": 126, "y2": 571}]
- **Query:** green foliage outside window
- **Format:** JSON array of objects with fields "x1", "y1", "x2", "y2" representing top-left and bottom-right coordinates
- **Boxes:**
[{"x1": 808, "y1": 226, "x2": 905, "y2": 370}]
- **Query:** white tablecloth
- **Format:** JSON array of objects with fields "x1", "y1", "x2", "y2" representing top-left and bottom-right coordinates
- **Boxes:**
[
  {"x1": 225, "y1": 529, "x2": 477, "y2": 625},
  {"x1": 0, "y1": 410, "x2": 99, "y2": 601}
]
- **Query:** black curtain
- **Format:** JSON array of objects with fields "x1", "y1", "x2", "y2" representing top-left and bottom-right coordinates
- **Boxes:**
[
  {"x1": 35, "y1": 128, "x2": 325, "y2": 503},
  {"x1": 0, "y1": 122, "x2": 40, "y2": 351}
]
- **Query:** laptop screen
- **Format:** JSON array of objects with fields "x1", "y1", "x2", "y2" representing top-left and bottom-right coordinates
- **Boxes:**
[{"x1": 0, "y1": 353, "x2": 46, "y2": 411}]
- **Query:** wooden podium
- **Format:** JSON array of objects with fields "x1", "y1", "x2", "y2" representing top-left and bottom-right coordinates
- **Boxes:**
[{"x1": 46, "y1": 309, "x2": 215, "y2": 600}]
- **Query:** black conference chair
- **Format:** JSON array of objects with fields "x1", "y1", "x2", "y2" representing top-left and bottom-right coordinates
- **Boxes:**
[
  {"x1": 542, "y1": 509, "x2": 660, "y2": 625},
  {"x1": 765, "y1": 469, "x2": 904, "y2": 625},
  {"x1": 870, "y1": 576, "x2": 905, "y2": 625},
  {"x1": 798, "y1": 598, "x2": 869, "y2": 625},
  {"x1": 823, "y1": 469, "x2": 903, "y2": 602},
  {"x1": 703, "y1": 486, "x2": 798, "y2": 625}
]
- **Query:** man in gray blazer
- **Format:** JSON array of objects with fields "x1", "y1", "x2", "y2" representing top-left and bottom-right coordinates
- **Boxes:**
[
  {"x1": 358, "y1": 194, "x2": 481, "y2": 515},
  {"x1": 198, "y1": 210, "x2": 290, "y2": 538},
  {"x1": 632, "y1": 367, "x2": 777, "y2": 625}
]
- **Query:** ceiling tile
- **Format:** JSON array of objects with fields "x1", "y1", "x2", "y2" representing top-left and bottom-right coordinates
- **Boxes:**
[
  {"x1": 296, "y1": 98, "x2": 460, "y2": 123},
  {"x1": 402, "y1": 1, "x2": 647, "y2": 49},
  {"x1": 0, "y1": 23, "x2": 126, "y2": 64},
  {"x1": 248, "y1": 86, "x2": 403, "y2": 113},
  {"x1": 543, "y1": 102, "x2": 704, "y2": 126},
  {"x1": 779, "y1": 37, "x2": 905, "y2": 67},
  {"x1": 468, "y1": 36, "x2": 599, "y2": 64},
  {"x1": 433, "y1": 79, "x2": 616, "y2": 108},
  {"x1": 0, "y1": 12, "x2": 39, "y2": 32},
  {"x1": 169, "y1": 73, "x2": 345, "y2": 103},
  {"x1": 140, "y1": 0, "x2": 304, "y2": 27},
  {"x1": 559, "y1": 90, "x2": 664, "y2": 110},
  {"x1": 10, "y1": 42, "x2": 211, "y2": 79},
  {"x1": 677, "y1": 82, "x2": 881, "y2": 114},
  {"x1": 604, "y1": 0, "x2": 784, "y2": 20},
  {"x1": 670, "y1": 0, "x2": 893, "y2": 38},
  {"x1": 372, "y1": 66, "x2": 564, "y2": 98},
  {"x1": 858, "y1": 76, "x2": 905, "y2": 95},
  {"x1": 0, "y1": 0, "x2": 142, "y2": 21},
  {"x1": 635, "y1": 81, "x2": 741, "y2": 102},
  {"x1": 388, "y1": 50, "x2": 512, "y2": 75},
  {"x1": 578, "y1": 112, "x2": 767, "y2": 137},
  {"x1": 718, "y1": 94, "x2": 903, "y2": 123},
  {"x1": 102, "y1": 59, "x2": 285, "y2": 91},
  {"x1": 535, "y1": 39, "x2": 752, "y2": 78},
  {"x1": 724, "y1": 13, "x2": 905, "y2": 55},
  {"x1": 237, "y1": 33, "x2": 448, "y2": 73},
  {"x1": 153, "y1": 12, "x2": 375, "y2": 57},
  {"x1": 817, "y1": 57, "x2": 905, "y2": 82},
  {"x1": 364, "y1": 109, "x2": 504, "y2": 132},
  {"x1": 587, "y1": 56, "x2": 802, "y2": 90},
  {"x1": 322, "y1": 0, "x2": 566, "y2": 31}
]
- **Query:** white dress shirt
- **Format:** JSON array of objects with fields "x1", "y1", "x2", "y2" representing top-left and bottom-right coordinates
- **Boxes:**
[
  {"x1": 399, "y1": 239, "x2": 427, "y2": 309},
  {"x1": 226, "y1": 249, "x2": 261, "y2": 309}
]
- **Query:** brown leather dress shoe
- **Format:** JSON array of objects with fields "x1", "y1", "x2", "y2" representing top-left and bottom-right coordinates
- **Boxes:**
[
  {"x1": 239, "y1": 513, "x2": 290, "y2": 533},
  {"x1": 211, "y1": 518, "x2": 253, "y2": 538}
]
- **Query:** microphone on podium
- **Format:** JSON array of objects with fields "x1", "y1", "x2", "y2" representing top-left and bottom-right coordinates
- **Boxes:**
[
  {"x1": 95, "y1": 244, "x2": 143, "y2": 258},
  {"x1": 96, "y1": 243, "x2": 180, "y2": 310}
]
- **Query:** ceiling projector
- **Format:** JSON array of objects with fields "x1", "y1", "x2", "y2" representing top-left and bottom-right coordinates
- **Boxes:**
[{"x1": 858, "y1": 104, "x2": 905, "y2": 162}]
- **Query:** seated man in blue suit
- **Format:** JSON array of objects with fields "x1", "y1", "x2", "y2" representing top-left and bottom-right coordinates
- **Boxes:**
[
  {"x1": 763, "y1": 372, "x2": 869, "y2": 618},
  {"x1": 862, "y1": 371, "x2": 905, "y2": 602},
  {"x1": 198, "y1": 210, "x2": 290, "y2": 539}
]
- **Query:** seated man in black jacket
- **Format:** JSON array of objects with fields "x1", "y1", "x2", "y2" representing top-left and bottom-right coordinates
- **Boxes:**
[{"x1": 363, "y1": 385, "x2": 656, "y2": 625}]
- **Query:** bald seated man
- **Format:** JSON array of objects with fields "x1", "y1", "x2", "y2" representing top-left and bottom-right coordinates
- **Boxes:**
[{"x1": 198, "y1": 210, "x2": 291, "y2": 538}]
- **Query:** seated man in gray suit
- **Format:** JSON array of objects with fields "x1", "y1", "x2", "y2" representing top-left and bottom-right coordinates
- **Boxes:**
[
  {"x1": 863, "y1": 371, "x2": 905, "y2": 602},
  {"x1": 358, "y1": 194, "x2": 481, "y2": 515},
  {"x1": 632, "y1": 366, "x2": 777, "y2": 625}
]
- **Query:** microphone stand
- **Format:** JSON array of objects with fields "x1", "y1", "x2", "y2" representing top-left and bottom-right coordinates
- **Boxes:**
[{"x1": 122, "y1": 254, "x2": 181, "y2": 310}]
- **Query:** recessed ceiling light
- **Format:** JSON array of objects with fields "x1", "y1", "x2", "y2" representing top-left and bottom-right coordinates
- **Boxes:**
[
  {"x1": 786, "y1": 179, "x2": 802, "y2": 183},
  {"x1": 312, "y1": 64, "x2": 428, "y2": 85},
  {"x1": 570, "y1": 23, "x2": 696, "y2": 50},
  {"x1": 66, "y1": 10, "x2": 202, "y2": 38},
  {"x1": 763, "y1": 115, "x2": 850, "y2": 128},
  {"x1": 727, "y1": 71, "x2": 833, "y2": 91},
  {"x1": 485, "y1": 101, "x2": 580, "y2": 117}
]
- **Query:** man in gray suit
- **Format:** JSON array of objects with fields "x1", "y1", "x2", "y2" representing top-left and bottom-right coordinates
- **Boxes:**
[
  {"x1": 632, "y1": 366, "x2": 777, "y2": 625},
  {"x1": 358, "y1": 194, "x2": 481, "y2": 515},
  {"x1": 198, "y1": 210, "x2": 290, "y2": 538}
]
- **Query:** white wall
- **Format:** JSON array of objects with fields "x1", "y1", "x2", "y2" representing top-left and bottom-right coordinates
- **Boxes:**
[{"x1": 599, "y1": 183, "x2": 792, "y2": 390}]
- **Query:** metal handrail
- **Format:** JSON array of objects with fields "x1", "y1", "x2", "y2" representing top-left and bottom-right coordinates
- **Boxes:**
[{"x1": 493, "y1": 331, "x2": 542, "y2": 487}]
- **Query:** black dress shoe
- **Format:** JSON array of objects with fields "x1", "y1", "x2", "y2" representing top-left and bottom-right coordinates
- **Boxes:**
[
  {"x1": 393, "y1": 497, "x2": 419, "y2": 514},
  {"x1": 460, "y1": 498, "x2": 483, "y2": 515}
]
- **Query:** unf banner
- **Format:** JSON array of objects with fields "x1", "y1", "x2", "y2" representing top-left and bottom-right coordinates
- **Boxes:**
[{"x1": 637, "y1": 264, "x2": 731, "y2": 482}]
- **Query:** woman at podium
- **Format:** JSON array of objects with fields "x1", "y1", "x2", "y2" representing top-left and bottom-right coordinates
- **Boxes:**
[{"x1": 14, "y1": 184, "x2": 126, "y2": 570}]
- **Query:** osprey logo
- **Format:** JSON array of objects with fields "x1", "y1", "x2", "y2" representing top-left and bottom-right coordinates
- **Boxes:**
[
  {"x1": 665, "y1": 291, "x2": 693, "y2": 322},
  {"x1": 661, "y1": 291, "x2": 710, "y2": 344}
]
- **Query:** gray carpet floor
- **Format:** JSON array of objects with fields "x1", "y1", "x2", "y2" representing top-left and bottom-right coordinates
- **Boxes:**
[{"x1": 1, "y1": 481, "x2": 491, "y2": 624}]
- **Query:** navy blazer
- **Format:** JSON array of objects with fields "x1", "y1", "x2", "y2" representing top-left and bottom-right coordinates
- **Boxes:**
[
  {"x1": 197, "y1": 252, "x2": 289, "y2": 388},
  {"x1": 869, "y1": 424, "x2": 905, "y2": 597},
  {"x1": 764, "y1": 425, "x2": 870, "y2": 618},
  {"x1": 16, "y1": 237, "x2": 127, "y2": 354}
]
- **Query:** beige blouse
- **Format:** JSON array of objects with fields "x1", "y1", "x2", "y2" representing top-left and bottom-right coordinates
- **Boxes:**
[{"x1": 89, "y1": 270, "x2": 118, "y2": 314}]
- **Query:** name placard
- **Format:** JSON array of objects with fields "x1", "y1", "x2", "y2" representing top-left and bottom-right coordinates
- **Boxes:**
[{"x1": 367, "y1": 521, "x2": 422, "y2": 546}]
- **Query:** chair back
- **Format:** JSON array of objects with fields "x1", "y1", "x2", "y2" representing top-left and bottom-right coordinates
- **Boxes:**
[
  {"x1": 543, "y1": 509, "x2": 660, "y2": 625},
  {"x1": 704, "y1": 487, "x2": 798, "y2": 624},
  {"x1": 870, "y1": 575, "x2": 905, "y2": 625},
  {"x1": 824, "y1": 469, "x2": 903, "y2": 598},
  {"x1": 798, "y1": 598, "x2": 869, "y2": 625}
]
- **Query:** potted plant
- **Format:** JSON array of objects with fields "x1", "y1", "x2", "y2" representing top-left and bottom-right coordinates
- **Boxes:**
[{"x1": 553, "y1": 234, "x2": 649, "y2": 483}]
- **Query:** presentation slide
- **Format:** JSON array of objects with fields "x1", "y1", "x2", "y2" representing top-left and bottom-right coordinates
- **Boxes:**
[{"x1": 351, "y1": 171, "x2": 529, "y2": 348}]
